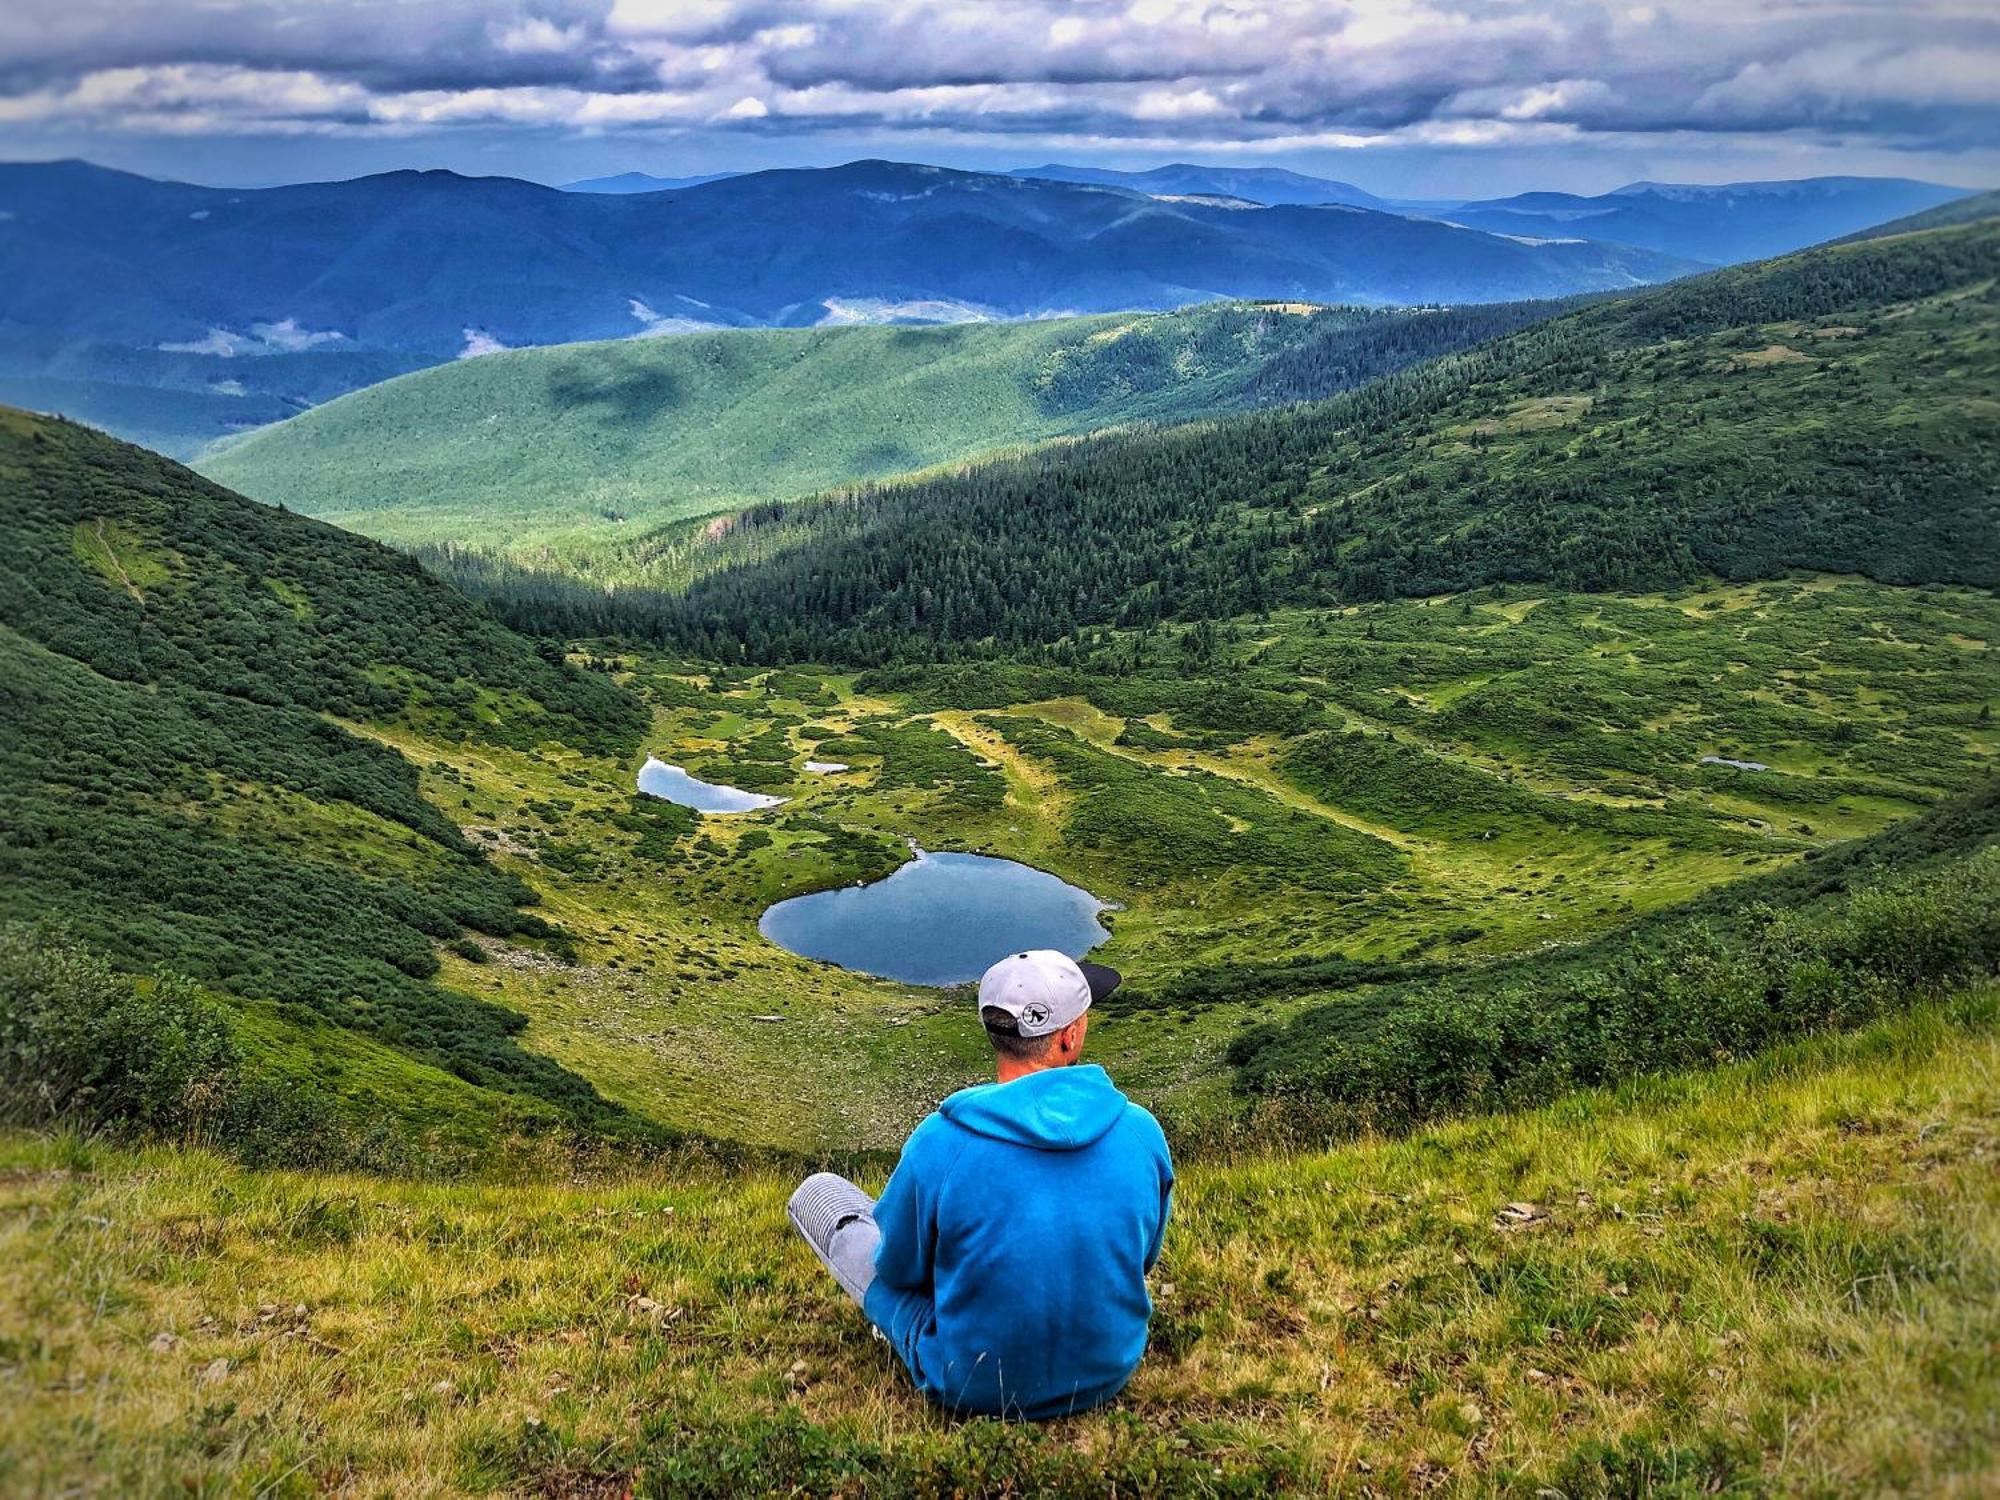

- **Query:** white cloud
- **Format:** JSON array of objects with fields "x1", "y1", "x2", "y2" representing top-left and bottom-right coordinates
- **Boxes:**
[
  {"x1": 491, "y1": 18, "x2": 588, "y2": 56},
  {"x1": 628, "y1": 297, "x2": 719, "y2": 336},
  {"x1": 605, "y1": 0, "x2": 750, "y2": 40},
  {"x1": 162, "y1": 328, "x2": 253, "y2": 356},
  {"x1": 159, "y1": 319, "x2": 347, "y2": 355},
  {"x1": 250, "y1": 318, "x2": 345, "y2": 352},
  {"x1": 1132, "y1": 87, "x2": 1229, "y2": 122},
  {"x1": 459, "y1": 327, "x2": 509, "y2": 357}
]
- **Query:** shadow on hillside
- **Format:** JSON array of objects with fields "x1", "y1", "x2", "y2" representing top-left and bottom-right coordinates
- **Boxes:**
[{"x1": 544, "y1": 364, "x2": 683, "y2": 426}]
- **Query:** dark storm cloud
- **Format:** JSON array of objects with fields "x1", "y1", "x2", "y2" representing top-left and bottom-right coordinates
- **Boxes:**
[{"x1": 0, "y1": 1, "x2": 1991, "y2": 167}]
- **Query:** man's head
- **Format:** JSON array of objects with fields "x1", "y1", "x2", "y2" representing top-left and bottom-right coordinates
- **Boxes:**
[{"x1": 977, "y1": 950, "x2": 1120, "y2": 1079}]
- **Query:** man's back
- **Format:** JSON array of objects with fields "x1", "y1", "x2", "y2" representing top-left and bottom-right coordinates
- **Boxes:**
[{"x1": 863, "y1": 1064, "x2": 1174, "y2": 1419}]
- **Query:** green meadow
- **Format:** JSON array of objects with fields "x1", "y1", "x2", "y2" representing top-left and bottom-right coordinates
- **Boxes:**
[
  {"x1": 196, "y1": 304, "x2": 1343, "y2": 559},
  {"x1": 281, "y1": 577, "x2": 1996, "y2": 1153}
]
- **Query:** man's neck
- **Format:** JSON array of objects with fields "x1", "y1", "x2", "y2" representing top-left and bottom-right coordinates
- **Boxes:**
[{"x1": 995, "y1": 1056, "x2": 1067, "y2": 1085}]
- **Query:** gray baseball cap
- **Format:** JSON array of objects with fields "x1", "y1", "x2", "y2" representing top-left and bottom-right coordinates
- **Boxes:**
[{"x1": 977, "y1": 950, "x2": 1121, "y2": 1037}]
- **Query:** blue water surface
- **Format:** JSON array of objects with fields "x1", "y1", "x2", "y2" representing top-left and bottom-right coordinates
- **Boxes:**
[
  {"x1": 759, "y1": 849, "x2": 1108, "y2": 987},
  {"x1": 637, "y1": 756, "x2": 786, "y2": 813}
]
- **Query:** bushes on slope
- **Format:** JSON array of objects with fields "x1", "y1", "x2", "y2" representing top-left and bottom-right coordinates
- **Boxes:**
[
  {"x1": 0, "y1": 925, "x2": 345, "y2": 1165},
  {"x1": 1229, "y1": 845, "x2": 2000, "y2": 1129},
  {"x1": 0, "y1": 925, "x2": 239, "y2": 1140}
]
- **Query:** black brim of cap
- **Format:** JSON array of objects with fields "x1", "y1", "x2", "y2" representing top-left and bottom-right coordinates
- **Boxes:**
[{"x1": 1079, "y1": 961, "x2": 1122, "y2": 1002}]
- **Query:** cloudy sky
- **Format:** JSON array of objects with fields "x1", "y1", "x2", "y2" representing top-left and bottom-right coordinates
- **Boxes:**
[{"x1": 1, "y1": 1, "x2": 1993, "y2": 195}]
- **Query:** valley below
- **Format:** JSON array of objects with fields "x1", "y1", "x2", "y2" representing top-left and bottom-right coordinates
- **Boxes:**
[{"x1": 340, "y1": 578, "x2": 1997, "y2": 1153}]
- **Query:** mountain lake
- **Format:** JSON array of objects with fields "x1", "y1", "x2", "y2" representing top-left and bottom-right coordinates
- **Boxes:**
[
  {"x1": 758, "y1": 848, "x2": 1109, "y2": 986},
  {"x1": 638, "y1": 756, "x2": 787, "y2": 813}
]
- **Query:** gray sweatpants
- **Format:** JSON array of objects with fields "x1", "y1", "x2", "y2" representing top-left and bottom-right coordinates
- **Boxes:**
[{"x1": 788, "y1": 1172, "x2": 881, "y2": 1305}]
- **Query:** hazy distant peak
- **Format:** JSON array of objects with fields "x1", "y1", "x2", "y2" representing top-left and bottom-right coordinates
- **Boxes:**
[
  {"x1": 560, "y1": 170, "x2": 738, "y2": 194},
  {"x1": 1010, "y1": 161, "x2": 1388, "y2": 210},
  {"x1": 1607, "y1": 176, "x2": 1952, "y2": 201}
]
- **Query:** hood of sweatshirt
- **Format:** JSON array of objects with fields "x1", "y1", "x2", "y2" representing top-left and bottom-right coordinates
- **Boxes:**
[{"x1": 938, "y1": 1063, "x2": 1129, "y2": 1151}]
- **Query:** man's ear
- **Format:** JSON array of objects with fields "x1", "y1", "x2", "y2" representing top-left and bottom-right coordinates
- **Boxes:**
[{"x1": 1058, "y1": 1016, "x2": 1086, "y2": 1055}]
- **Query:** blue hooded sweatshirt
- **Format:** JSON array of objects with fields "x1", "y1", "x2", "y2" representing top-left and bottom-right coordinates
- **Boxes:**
[{"x1": 861, "y1": 1064, "x2": 1173, "y2": 1419}]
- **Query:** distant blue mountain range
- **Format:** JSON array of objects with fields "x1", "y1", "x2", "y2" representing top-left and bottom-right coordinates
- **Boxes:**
[
  {"x1": 0, "y1": 154, "x2": 1964, "y2": 456},
  {"x1": 1010, "y1": 165, "x2": 1968, "y2": 264},
  {"x1": 1011, "y1": 162, "x2": 1390, "y2": 210},
  {"x1": 560, "y1": 170, "x2": 740, "y2": 194},
  {"x1": 1408, "y1": 177, "x2": 1969, "y2": 263}
]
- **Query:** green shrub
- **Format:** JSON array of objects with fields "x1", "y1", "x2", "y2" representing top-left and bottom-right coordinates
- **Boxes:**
[
  {"x1": 1231, "y1": 848, "x2": 2000, "y2": 1129},
  {"x1": 0, "y1": 924, "x2": 240, "y2": 1139},
  {"x1": 0, "y1": 925, "x2": 376, "y2": 1167}
]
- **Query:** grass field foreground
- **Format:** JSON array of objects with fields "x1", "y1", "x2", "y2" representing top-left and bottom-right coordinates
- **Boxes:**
[{"x1": 3, "y1": 988, "x2": 1995, "y2": 1496}]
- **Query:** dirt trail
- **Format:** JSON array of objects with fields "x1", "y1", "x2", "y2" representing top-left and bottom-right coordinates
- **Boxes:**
[{"x1": 93, "y1": 519, "x2": 145, "y2": 605}]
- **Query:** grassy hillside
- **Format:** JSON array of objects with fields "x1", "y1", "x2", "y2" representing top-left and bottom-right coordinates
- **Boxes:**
[
  {"x1": 4, "y1": 989, "x2": 1994, "y2": 1493},
  {"x1": 514, "y1": 217, "x2": 1998, "y2": 661},
  {"x1": 0, "y1": 409, "x2": 655, "y2": 1152},
  {"x1": 197, "y1": 300, "x2": 1565, "y2": 560},
  {"x1": 1836, "y1": 189, "x2": 2000, "y2": 244}
]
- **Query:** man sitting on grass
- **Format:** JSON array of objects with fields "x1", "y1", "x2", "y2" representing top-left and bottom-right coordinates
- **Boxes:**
[{"x1": 788, "y1": 950, "x2": 1174, "y2": 1419}]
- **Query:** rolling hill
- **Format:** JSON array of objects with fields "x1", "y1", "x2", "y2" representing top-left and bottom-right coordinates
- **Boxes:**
[
  {"x1": 521, "y1": 216, "x2": 1999, "y2": 661},
  {"x1": 0, "y1": 158, "x2": 1697, "y2": 457},
  {"x1": 197, "y1": 298, "x2": 1576, "y2": 558},
  {"x1": 0, "y1": 406, "x2": 657, "y2": 1156}
]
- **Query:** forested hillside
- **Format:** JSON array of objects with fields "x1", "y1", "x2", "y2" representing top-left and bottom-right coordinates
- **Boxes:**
[
  {"x1": 201, "y1": 298, "x2": 1569, "y2": 561},
  {"x1": 0, "y1": 410, "x2": 654, "y2": 1155},
  {"x1": 455, "y1": 218, "x2": 1997, "y2": 662}
]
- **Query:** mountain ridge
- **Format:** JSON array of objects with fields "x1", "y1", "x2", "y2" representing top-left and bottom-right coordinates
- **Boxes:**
[
  {"x1": 517, "y1": 216, "x2": 2000, "y2": 661},
  {"x1": 0, "y1": 156, "x2": 1699, "y2": 456},
  {"x1": 1422, "y1": 175, "x2": 1968, "y2": 262},
  {"x1": 561, "y1": 169, "x2": 740, "y2": 194},
  {"x1": 196, "y1": 297, "x2": 1583, "y2": 559},
  {"x1": 1011, "y1": 160, "x2": 1390, "y2": 208}
]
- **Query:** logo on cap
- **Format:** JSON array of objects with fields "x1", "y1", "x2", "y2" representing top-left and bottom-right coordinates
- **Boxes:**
[{"x1": 1020, "y1": 1001, "x2": 1051, "y2": 1028}]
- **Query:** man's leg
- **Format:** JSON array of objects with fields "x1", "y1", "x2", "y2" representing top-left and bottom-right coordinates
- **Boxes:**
[{"x1": 787, "y1": 1172, "x2": 880, "y2": 1305}]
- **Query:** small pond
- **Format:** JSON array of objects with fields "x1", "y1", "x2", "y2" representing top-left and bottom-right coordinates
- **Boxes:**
[
  {"x1": 759, "y1": 849, "x2": 1108, "y2": 987},
  {"x1": 638, "y1": 756, "x2": 786, "y2": 813}
]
